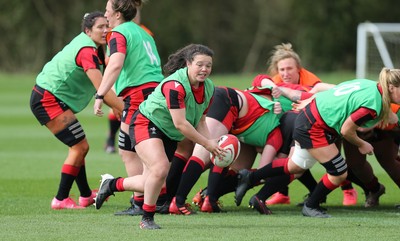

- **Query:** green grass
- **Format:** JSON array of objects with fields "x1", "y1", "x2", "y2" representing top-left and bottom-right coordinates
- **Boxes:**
[{"x1": 1, "y1": 72, "x2": 399, "y2": 241}]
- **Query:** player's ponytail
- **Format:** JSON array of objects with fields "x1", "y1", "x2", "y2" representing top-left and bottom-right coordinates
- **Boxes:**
[
  {"x1": 110, "y1": 0, "x2": 143, "y2": 21},
  {"x1": 378, "y1": 67, "x2": 400, "y2": 126}
]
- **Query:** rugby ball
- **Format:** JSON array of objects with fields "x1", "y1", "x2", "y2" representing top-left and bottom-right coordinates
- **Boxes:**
[{"x1": 210, "y1": 134, "x2": 241, "y2": 167}]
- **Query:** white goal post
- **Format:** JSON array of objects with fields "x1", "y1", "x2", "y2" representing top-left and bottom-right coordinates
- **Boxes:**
[{"x1": 356, "y1": 22, "x2": 400, "y2": 79}]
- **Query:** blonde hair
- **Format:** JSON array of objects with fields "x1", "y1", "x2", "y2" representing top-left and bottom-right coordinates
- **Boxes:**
[
  {"x1": 267, "y1": 43, "x2": 302, "y2": 76},
  {"x1": 378, "y1": 67, "x2": 400, "y2": 125}
]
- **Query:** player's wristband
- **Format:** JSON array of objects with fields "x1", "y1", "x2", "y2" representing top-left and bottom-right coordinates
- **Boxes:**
[{"x1": 95, "y1": 93, "x2": 104, "y2": 100}]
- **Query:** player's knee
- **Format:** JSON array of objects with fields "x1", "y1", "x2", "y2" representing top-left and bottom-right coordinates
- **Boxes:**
[
  {"x1": 73, "y1": 140, "x2": 89, "y2": 156},
  {"x1": 321, "y1": 153, "x2": 347, "y2": 176},
  {"x1": 55, "y1": 120, "x2": 85, "y2": 147},
  {"x1": 151, "y1": 162, "x2": 169, "y2": 180}
]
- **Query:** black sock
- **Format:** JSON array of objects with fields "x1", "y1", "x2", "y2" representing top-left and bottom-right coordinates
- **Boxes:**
[
  {"x1": 166, "y1": 154, "x2": 187, "y2": 200},
  {"x1": 251, "y1": 158, "x2": 288, "y2": 185},
  {"x1": 175, "y1": 157, "x2": 204, "y2": 205},
  {"x1": 107, "y1": 118, "x2": 120, "y2": 146},
  {"x1": 216, "y1": 171, "x2": 238, "y2": 198},
  {"x1": 257, "y1": 175, "x2": 292, "y2": 201},
  {"x1": 297, "y1": 169, "x2": 317, "y2": 193},
  {"x1": 133, "y1": 195, "x2": 144, "y2": 207},
  {"x1": 56, "y1": 173, "x2": 76, "y2": 200},
  {"x1": 340, "y1": 180, "x2": 354, "y2": 190},
  {"x1": 156, "y1": 193, "x2": 168, "y2": 206},
  {"x1": 276, "y1": 186, "x2": 289, "y2": 196},
  {"x1": 142, "y1": 210, "x2": 155, "y2": 219},
  {"x1": 75, "y1": 165, "x2": 91, "y2": 197},
  {"x1": 207, "y1": 165, "x2": 228, "y2": 202},
  {"x1": 307, "y1": 174, "x2": 338, "y2": 208}
]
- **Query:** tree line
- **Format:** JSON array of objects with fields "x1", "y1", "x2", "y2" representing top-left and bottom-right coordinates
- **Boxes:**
[{"x1": 1, "y1": 0, "x2": 400, "y2": 74}]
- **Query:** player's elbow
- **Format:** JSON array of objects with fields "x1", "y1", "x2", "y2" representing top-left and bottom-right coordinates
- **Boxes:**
[{"x1": 173, "y1": 120, "x2": 187, "y2": 133}]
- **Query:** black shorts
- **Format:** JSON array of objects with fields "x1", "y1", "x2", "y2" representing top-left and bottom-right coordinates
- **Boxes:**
[
  {"x1": 30, "y1": 85, "x2": 69, "y2": 125},
  {"x1": 129, "y1": 110, "x2": 177, "y2": 162},
  {"x1": 293, "y1": 101, "x2": 337, "y2": 149},
  {"x1": 207, "y1": 87, "x2": 240, "y2": 130},
  {"x1": 278, "y1": 111, "x2": 298, "y2": 155}
]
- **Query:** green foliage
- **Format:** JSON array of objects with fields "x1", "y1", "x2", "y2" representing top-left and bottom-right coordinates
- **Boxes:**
[
  {"x1": 3, "y1": 0, "x2": 400, "y2": 74},
  {"x1": 1, "y1": 72, "x2": 399, "y2": 240}
]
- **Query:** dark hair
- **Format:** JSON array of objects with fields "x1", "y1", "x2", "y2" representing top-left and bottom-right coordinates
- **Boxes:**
[
  {"x1": 81, "y1": 11, "x2": 105, "y2": 32},
  {"x1": 163, "y1": 44, "x2": 214, "y2": 76},
  {"x1": 111, "y1": 0, "x2": 142, "y2": 21}
]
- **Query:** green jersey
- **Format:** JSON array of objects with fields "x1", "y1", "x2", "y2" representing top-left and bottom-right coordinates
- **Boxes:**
[
  {"x1": 139, "y1": 67, "x2": 215, "y2": 141},
  {"x1": 233, "y1": 93, "x2": 282, "y2": 147},
  {"x1": 246, "y1": 85, "x2": 296, "y2": 112},
  {"x1": 111, "y1": 22, "x2": 163, "y2": 95},
  {"x1": 315, "y1": 79, "x2": 382, "y2": 134},
  {"x1": 36, "y1": 32, "x2": 99, "y2": 113}
]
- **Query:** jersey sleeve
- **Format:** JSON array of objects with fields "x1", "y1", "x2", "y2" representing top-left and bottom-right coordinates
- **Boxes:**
[
  {"x1": 162, "y1": 81, "x2": 186, "y2": 109},
  {"x1": 76, "y1": 47, "x2": 101, "y2": 71},
  {"x1": 350, "y1": 107, "x2": 377, "y2": 126},
  {"x1": 108, "y1": 32, "x2": 127, "y2": 55},
  {"x1": 252, "y1": 74, "x2": 272, "y2": 87},
  {"x1": 203, "y1": 96, "x2": 214, "y2": 115}
]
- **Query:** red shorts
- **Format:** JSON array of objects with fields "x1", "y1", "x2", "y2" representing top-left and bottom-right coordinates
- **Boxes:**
[
  {"x1": 129, "y1": 111, "x2": 178, "y2": 161},
  {"x1": 119, "y1": 82, "x2": 158, "y2": 125},
  {"x1": 266, "y1": 127, "x2": 283, "y2": 152},
  {"x1": 30, "y1": 85, "x2": 69, "y2": 125},
  {"x1": 293, "y1": 100, "x2": 338, "y2": 149}
]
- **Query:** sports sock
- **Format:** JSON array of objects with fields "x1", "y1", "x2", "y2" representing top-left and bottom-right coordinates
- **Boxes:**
[
  {"x1": 175, "y1": 156, "x2": 204, "y2": 205},
  {"x1": 251, "y1": 158, "x2": 289, "y2": 185},
  {"x1": 134, "y1": 195, "x2": 144, "y2": 207},
  {"x1": 107, "y1": 113, "x2": 120, "y2": 147},
  {"x1": 56, "y1": 164, "x2": 79, "y2": 200},
  {"x1": 207, "y1": 165, "x2": 228, "y2": 202},
  {"x1": 276, "y1": 186, "x2": 289, "y2": 196},
  {"x1": 166, "y1": 153, "x2": 187, "y2": 200},
  {"x1": 340, "y1": 179, "x2": 354, "y2": 190},
  {"x1": 297, "y1": 169, "x2": 317, "y2": 193},
  {"x1": 156, "y1": 188, "x2": 168, "y2": 205},
  {"x1": 216, "y1": 170, "x2": 238, "y2": 198},
  {"x1": 142, "y1": 204, "x2": 156, "y2": 219},
  {"x1": 256, "y1": 174, "x2": 293, "y2": 201},
  {"x1": 75, "y1": 163, "x2": 91, "y2": 197},
  {"x1": 306, "y1": 174, "x2": 339, "y2": 208}
]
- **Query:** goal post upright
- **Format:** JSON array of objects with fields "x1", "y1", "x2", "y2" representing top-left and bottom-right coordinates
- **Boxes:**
[{"x1": 356, "y1": 22, "x2": 400, "y2": 79}]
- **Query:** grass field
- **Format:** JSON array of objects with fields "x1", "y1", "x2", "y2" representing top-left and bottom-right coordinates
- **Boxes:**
[{"x1": 1, "y1": 71, "x2": 399, "y2": 241}]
